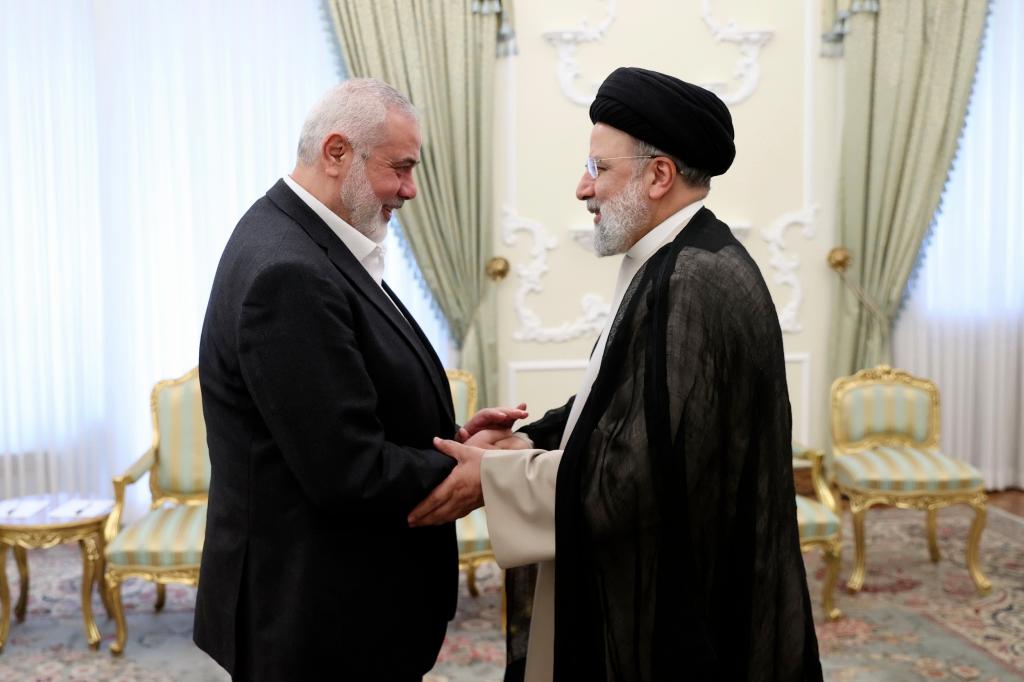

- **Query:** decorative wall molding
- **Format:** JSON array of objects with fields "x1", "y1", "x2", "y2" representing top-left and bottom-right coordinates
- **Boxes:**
[
  {"x1": 540, "y1": 0, "x2": 617, "y2": 107},
  {"x1": 505, "y1": 359, "x2": 589, "y2": 405},
  {"x1": 785, "y1": 352, "x2": 811, "y2": 445},
  {"x1": 568, "y1": 224, "x2": 595, "y2": 251},
  {"x1": 503, "y1": 207, "x2": 610, "y2": 343},
  {"x1": 699, "y1": 0, "x2": 774, "y2": 105},
  {"x1": 760, "y1": 206, "x2": 817, "y2": 334},
  {"x1": 542, "y1": 0, "x2": 773, "y2": 108}
]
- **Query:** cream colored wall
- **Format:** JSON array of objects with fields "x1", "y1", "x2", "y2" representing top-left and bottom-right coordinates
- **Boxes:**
[{"x1": 492, "y1": 0, "x2": 841, "y2": 448}]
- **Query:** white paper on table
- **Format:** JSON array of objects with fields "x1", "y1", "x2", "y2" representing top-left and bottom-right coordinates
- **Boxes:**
[
  {"x1": 50, "y1": 498, "x2": 113, "y2": 519},
  {"x1": 0, "y1": 498, "x2": 50, "y2": 519}
]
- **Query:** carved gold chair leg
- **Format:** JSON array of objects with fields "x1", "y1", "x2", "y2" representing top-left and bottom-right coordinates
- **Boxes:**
[
  {"x1": 847, "y1": 500, "x2": 868, "y2": 593},
  {"x1": 926, "y1": 508, "x2": 941, "y2": 563},
  {"x1": 95, "y1": 556, "x2": 113, "y2": 618},
  {"x1": 822, "y1": 540, "x2": 842, "y2": 621},
  {"x1": 466, "y1": 563, "x2": 479, "y2": 598},
  {"x1": 0, "y1": 544, "x2": 10, "y2": 652},
  {"x1": 79, "y1": 537, "x2": 102, "y2": 650},
  {"x1": 500, "y1": 571, "x2": 507, "y2": 634},
  {"x1": 106, "y1": 572, "x2": 127, "y2": 656},
  {"x1": 13, "y1": 546, "x2": 28, "y2": 623},
  {"x1": 155, "y1": 583, "x2": 166, "y2": 612},
  {"x1": 966, "y1": 497, "x2": 991, "y2": 595}
]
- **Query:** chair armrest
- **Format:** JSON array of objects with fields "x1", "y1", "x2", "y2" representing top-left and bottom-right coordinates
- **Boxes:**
[
  {"x1": 104, "y1": 448, "x2": 156, "y2": 543},
  {"x1": 798, "y1": 447, "x2": 838, "y2": 514}
]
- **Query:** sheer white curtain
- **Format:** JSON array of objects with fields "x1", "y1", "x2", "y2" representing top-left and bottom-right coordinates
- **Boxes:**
[
  {"x1": 0, "y1": 0, "x2": 451, "y2": 508},
  {"x1": 893, "y1": 0, "x2": 1024, "y2": 490}
]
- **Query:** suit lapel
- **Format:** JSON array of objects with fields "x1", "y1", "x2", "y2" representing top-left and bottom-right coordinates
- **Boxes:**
[{"x1": 266, "y1": 180, "x2": 455, "y2": 425}]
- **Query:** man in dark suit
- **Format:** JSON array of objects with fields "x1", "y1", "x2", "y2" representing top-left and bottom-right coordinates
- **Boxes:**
[{"x1": 194, "y1": 79, "x2": 523, "y2": 681}]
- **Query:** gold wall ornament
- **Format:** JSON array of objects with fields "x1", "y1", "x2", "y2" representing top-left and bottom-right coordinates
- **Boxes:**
[
  {"x1": 485, "y1": 256, "x2": 510, "y2": 281},
  {"x1": 827, "y1": 245, "x2": 851, "y2": 272}
]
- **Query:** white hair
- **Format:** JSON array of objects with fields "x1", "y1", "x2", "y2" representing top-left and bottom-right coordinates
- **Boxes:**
[
  {"x1": 296, "y1": 78, "x2": 417, "y2": 165},
  {"x1": 634, "y1": 139, "x2": 712, "y2": 189}
]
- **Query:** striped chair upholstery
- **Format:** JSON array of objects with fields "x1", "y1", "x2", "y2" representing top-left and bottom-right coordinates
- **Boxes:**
[
  {"x1": 833, "y1": 381, "x2": 935, "y2": 445},
  {"x1": 834, "y1": 445, "x2": 983, "y2": 493},
  {"x1": 448, "y1": 370, "x2": 475, "y2": 431},
  {"x1": 105, "y1": 504, "x2": 206, "y2": 568},
  {"x1": 457, "y1": 508, "x2": 491, "y2": 555},
  {"x1": 830, "y1": 365, "x2": 990, "y2": 595},
  {"x1": 154, "y1": 372, "x2": 210, "y2": 496},
  {"x1": 795, "y1": 494, "x2": 840, "y2": 540}
]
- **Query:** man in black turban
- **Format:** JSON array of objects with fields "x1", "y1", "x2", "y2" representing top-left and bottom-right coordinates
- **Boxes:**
[{"x1": 409, "y1": 67, "x2": 823, "y2": 681}]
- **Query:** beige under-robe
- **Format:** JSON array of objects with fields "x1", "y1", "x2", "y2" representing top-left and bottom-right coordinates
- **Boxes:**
[{"x1": 480, "y1": 447, "x2": 563, "y2": 682}]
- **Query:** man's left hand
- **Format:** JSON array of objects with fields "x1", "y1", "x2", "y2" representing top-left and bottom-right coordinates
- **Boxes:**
[
  {"x1": 456, "y1": 403, "x2": 528, "y2": 443},
  {"x1": 408, "y1": 438, "x2": 485, "y2": 527}
]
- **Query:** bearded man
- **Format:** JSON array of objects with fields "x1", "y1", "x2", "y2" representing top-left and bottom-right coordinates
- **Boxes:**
[
  {"x1": 409, "y1": 68, "x2": 823, "y2": 681},
  {"x1": 195, "y1": 79, "x2": 523, "y2": 681}
]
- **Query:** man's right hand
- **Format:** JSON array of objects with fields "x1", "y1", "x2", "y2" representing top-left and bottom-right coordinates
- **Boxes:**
[
  {"x1": 408, "y1": 438, "x2": 485, "y2": 527},
  {"x1": 464, "y1": 428, "x2": 532, "y2": 450}
]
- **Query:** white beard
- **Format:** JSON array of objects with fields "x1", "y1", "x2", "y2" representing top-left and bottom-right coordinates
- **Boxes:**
[
  {"x1": 590, "y1": 179, "x2": 650, "y2": 257},
  {"x1": 341, "y1": 156, "x2": 389, "y2": 242}
]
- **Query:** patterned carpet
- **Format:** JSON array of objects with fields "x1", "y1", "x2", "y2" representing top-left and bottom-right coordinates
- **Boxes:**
[{"x1": 0, "y1": 506, "x2": 1020, "y2": 681}]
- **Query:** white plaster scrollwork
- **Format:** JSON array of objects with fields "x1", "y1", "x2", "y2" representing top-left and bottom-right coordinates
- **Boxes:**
[
  {"x1": 543, "y1": 0, "x2": 773, "y2": 108},
  {"x1": 760, "y1": 206, "x2": 817, "y2": 334},
  {"x1": 568, "y1": 224, "x2": 596, "y2": 252},
  {"x1": 503, "y1": 207, "x2": 610, "y2": 343},
  {"x1": 540, "y1": 0, "x2": 617, "y2": 107},
  {"x1": 700, "y1": 0, "x2": 774, "y2": 106}
]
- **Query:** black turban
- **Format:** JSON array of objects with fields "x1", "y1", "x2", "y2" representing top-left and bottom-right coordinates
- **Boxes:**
[{"x1": 589, "y1": 67, "x2": 735, "y2": 176}]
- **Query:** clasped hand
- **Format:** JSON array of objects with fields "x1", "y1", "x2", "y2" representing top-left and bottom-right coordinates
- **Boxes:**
[{"x1": 407, "y1": 404, "x2": 528, "y2": 527}]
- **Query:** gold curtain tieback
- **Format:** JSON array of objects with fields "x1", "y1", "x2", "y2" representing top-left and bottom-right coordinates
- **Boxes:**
[{"x1": 827, "y1": 246, "x2": 888, "y2": 325}]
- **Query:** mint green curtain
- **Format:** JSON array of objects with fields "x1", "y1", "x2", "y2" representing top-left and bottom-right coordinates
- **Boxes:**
[
  {"x1": 828, "y1": 0, "x2": 987, "y2": 381},
  {"x1": 327, "y1": 0, "x2": 514, "y2": 404}
]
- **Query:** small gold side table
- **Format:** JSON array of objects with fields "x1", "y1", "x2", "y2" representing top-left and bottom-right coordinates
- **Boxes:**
[{"x1": 0, "y1": 494, "x2": 114, "y2": 652}]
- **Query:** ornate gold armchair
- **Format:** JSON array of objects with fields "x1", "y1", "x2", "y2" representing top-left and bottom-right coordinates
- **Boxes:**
[
  {"x1": 793, "y1": 443, "x2": 842, "y2": 621},
  {"x1": 445, "y1": 369, "x2": 495, "y2": 596},
  {"x1": 830, "y1": 365, "x2": 989, "y2": 594},
  {"x1": 103, "y1": 367, "x2": 209, "y2": 655}
]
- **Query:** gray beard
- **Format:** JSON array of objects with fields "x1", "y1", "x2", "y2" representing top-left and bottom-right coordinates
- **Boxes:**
[
  {"x1": 340, "y1": 157, "x2": 388, "y2": 242},
  {"x1": 591, "y1": 179, "x2": 650, "y2": 257}
]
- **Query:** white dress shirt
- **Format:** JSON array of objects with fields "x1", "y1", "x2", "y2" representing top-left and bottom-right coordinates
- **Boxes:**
[{"x1": 282, "y1": 175, "x2": 387, "y2": 287}]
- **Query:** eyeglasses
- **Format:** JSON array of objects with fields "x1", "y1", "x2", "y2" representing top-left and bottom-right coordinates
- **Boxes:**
[{"x1": 585, "y1": 155, "x2": 656, "y2": 179}]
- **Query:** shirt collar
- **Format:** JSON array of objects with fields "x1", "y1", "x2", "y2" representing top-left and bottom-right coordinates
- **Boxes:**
[
  {"x1": 282, "y1": 174, "x2": 380, "y2": 265},
  {"x1": 626, "y1": 199, "x2": 704, "y2": 264}
]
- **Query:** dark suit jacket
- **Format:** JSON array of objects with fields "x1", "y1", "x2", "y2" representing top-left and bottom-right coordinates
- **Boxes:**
[{"x1": 194, "y1": 180, "x2": 458, "y2": 681}]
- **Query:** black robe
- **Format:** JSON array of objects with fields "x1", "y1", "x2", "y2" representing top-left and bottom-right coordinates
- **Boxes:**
[{"x1": 510, "y1": 207, "x2": 822, "y2": 681}]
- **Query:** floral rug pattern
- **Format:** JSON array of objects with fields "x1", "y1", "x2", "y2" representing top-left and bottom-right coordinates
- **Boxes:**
[{"x1": 0, "y1": 506, "x2": 1020, "y2": 681}]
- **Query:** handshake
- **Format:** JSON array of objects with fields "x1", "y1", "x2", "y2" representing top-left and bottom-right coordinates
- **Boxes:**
[{"x1": 406, "y1": 403, "x2": 529, "y2": 528}]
